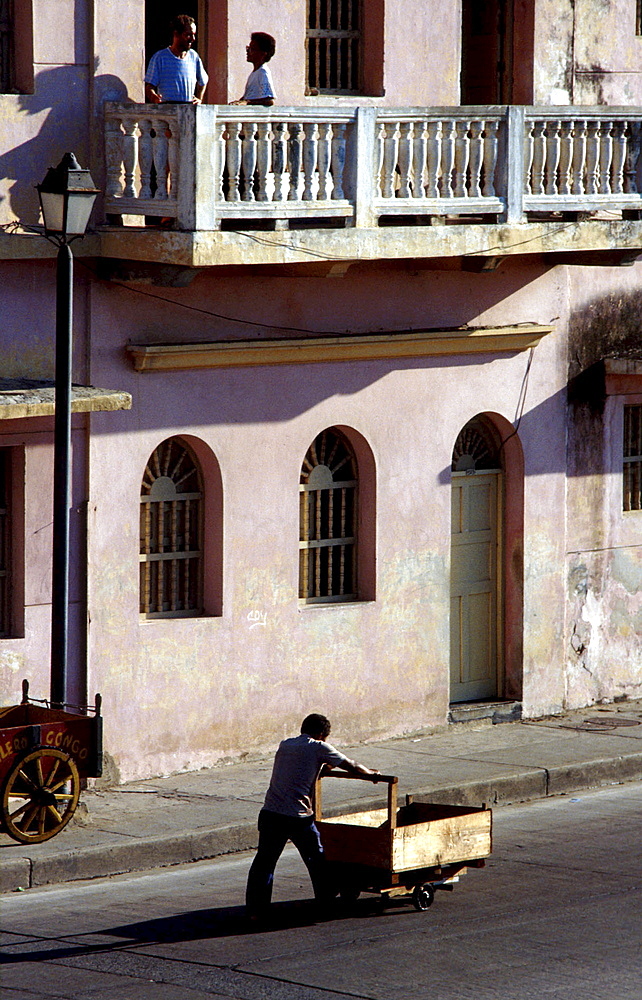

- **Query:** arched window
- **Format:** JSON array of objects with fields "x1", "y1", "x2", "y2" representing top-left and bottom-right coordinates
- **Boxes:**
[
  {"x1": 451, "y1": 418, "x2": 502, "y2": 473},
  {"x1": 299, "y1": 427, "x2": 357, "y2": 603},
  {"x1": 140, "y1": 438, "x2": 203, "y2": 617}
]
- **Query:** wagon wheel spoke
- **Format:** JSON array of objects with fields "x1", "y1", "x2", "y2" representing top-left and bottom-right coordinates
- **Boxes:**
[
  {"x1": 7, "y1": 799, "x2": 31, "y2": 821},
  {"x1": 50, "y1": 775, "x2": 73, "y2": 794},
  {"x1": 35, "y1": 756, "x2": 45, "y2": 789},
  {"x1": 19, "y1": 803, "x2": 40, "y2": 833},
  {"x1": 43, "y1": 757, "x2": 61, "y2": 789},
  {"x1": 52, "y1": 792, "x2": 75, "y2": 801},
  {"x1": 15, "y1": 768, "x2": 39, "y2": 793},
  {"x1": 47, "y1": 804, "x2": 63, "y2": 825}
]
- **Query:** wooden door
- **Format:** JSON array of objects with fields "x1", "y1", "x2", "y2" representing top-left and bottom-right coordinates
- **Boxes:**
[{"x1": 450, "y1": 472, "x2": 501, "y2": 703}]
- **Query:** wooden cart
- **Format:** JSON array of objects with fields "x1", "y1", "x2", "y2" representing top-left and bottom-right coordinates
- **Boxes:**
[
  {"x1": 0, "y1": 680, "x2": 102, "y2": 844},
  {"x1": 314, "y1": 770, "x2": 492, "y2": 910}
]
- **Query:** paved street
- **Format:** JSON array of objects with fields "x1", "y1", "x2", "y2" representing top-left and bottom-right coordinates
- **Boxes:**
[{"x1": 2, "y1": 783, "x2": 641, "y2": 1000}]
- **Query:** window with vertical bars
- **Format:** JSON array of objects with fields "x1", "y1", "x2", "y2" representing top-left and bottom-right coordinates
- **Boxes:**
[
  {"x1": 0, "y1": 449, "x2": 10, "y2": 636},
  {"x1": 0, "y1": 0, "x2": 12, "y2": 92},
  {"x1": 637, "y1": 0, "x2": 642, "y2": 35},
  {"x1": 307, "y1": 0, "x2": 362, "y2": 94},
  {"x1": 299, "y1": 428, "x2": 357, "y2": 603},
  {"x1": 623, "y1": 405, "x2": 642, "y2": 511},
  {"x1": 140, "y1": 439, "x2": 203, "y2": 617}
]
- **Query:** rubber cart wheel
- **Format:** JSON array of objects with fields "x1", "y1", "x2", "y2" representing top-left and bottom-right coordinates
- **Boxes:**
[
  {"x1": 339, "y1": 886, "x2": 361, "y2": 904},
  {"x1": 2, "y1": 748, "x2": 80, "y2": 844},
  {"x1": 412, "y1": 882, "x2": 435, "y2": 911}
]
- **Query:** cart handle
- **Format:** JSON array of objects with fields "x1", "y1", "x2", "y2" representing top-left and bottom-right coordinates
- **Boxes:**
[{"x1": 314, "y1": 769, "x2": 399, "y2": 828}]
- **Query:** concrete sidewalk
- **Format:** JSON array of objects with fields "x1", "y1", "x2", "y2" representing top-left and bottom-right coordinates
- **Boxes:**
[{"x1": 2, "y1": 700, "x2": 642, "y2": 893}]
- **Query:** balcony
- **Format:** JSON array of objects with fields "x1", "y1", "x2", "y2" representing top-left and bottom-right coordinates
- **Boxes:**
[{"x1": 98, "y1": 103, "x2": 642, "y2": 269}]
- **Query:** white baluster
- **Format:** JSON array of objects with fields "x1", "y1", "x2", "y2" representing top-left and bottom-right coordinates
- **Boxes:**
[
  {"x1": 440, "y1": 120, "x2": 455, "y2": 197},
  {"x1": 454, "y1": 120, "x2": 470, "y2": 197},
  {"x1": 138, "y1": 119, "x2": 154, "y2": 199},
  {"x1": 381, "y1": 121, "x2": 399, "y2": 199},
  {"x1": 610, "y1": 120, "x2": 627, "y2": 194},
  {"x1": 331, "y1": 123, "x2": 346, "y2": 200},
  {"x1": 272, "y1": 122, "x2": 288, "y2": 201},
  {"x1": 121, "y1": 116, "x2": 138, "y2": 198},
  {"x1": 585, "y1": 120, "x2": 600, "y2": 195},
  {"x1": 373, "y1": 120, "x2": 386, "y2": 197},
  {"x1": 288, "y1": 122, "x2": 304, "y2": 200},
  {"x1": 557, "y1": 121, "x2": 574, "y2": 196},
  {"x1": 545, "y1": 119, "x2": 561, "y2": 195},
  {"x1": 598, "y1": 120, "x2": 613, "y2": 194},
  {"x1": 412, "y1": 119, "x2": 427, "y2": 198},
  {"x1": 624, "y1": 121, "x2": 641, "y2": 194},
  {"x1": 572, "y1": 120, "x2": 587, "y2": 194},
  {"x1": 468, "y1": 120, "x2": 483, "y2": 197},
  {"x1": 397, "y1": 121, "x2": 413, "y2": 199},
  {"x1": 530, "y1": 120, "x2": 546, "y2": 196},
  {"x1": 105, "y1": 116, "x2": 124, "y2": 198},
  {"x1": 226, "y1": 122, "x2": 242, "y2": 202},
  {"x1": 152, "y1": 119, "x2": 169, "y2": 199},
  {"x1": 256, "y1": 121, "x2": 272, "y2": 202},
  {"x1": 242, "y1": 122, "x2": 257, "y2": 202},
  {"x1": 166, "y1": 122, "x2": 179, "y2": 199},
  {"x1": 317, "y1": 122, "x2": 332, "y2": 200},
  {"x1": 425, "y1": 120, "x2": 441, "y2": 197},
  {"x1": 482, "y1": 120, "x2": 498, "y2": 197},
  {"x1": 303, "y1": 123, "x2": 319, "y2": 201},
  {"x1": 213, "y1": 120, "x2": 226, "y2": 201},
  {"x1": 523, "y1": 119, "x2": 535, "y2": 194}
]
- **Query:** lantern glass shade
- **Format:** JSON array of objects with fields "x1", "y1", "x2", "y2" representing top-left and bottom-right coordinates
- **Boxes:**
[{"x1": 37, "y1": 154, "x2": 99, "y2": 239}]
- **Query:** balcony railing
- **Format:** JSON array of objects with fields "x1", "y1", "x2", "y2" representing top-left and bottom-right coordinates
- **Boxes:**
[{"x1": 104, "y1": 104, "x2": 642, "y2": 230}]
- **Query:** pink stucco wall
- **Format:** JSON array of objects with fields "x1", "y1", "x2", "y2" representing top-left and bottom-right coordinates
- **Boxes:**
[{"x1": 77, "y1": 261, "x2": 569, "y2": 780}]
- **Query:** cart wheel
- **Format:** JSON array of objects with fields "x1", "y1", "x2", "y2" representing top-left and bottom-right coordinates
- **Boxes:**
[
  {"x1": 2, "y1": 748, "x2": 80, "y2": 844},
  {"x1": 412, "y1": 883, "x2": 435, "y2": 911},
  {"x1": 339, "y1": 886, "x2": 361, "y2": 904}
]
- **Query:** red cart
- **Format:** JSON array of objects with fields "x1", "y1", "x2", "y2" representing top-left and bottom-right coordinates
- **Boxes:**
[{"x1": 0, "y1": 680, "x2": 102, "y2": 844}]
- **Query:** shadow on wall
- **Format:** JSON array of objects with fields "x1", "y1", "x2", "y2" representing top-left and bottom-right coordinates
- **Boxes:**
[
  {"x1": 0, "y1": 68, "x2": 130, "y2": 224},
  {"x1": 568, "y1": 287, "x2": 642, "y2": 385}
]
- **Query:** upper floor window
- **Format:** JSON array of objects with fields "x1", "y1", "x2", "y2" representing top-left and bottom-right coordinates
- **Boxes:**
[
  {"x1": 0, "y1": 0, "x2": 12, "y2": 92},
  {"x1": 623, "y1": 404, "x2": 642, "y2": 512},
  {"x1": 307, "y1": 0, "x2": 362, "y2": 95},
  {"x1": 637, "y1": 0, "x2": 642, "y2": 35},
  {"x1": 299, "y1": 427, "x2": 358, "y2": 603},
  {"x1": 140, "y1": 438, "x2": 203, "y2": 617}
]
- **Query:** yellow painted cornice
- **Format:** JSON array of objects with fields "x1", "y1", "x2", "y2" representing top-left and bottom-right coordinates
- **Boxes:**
[{"x1": 127, "y1": 324, "x2": 552, "y2": 372}]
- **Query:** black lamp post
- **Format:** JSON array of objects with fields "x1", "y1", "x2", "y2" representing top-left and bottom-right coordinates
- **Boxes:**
[{"x1": 36, "y1": 153, "x2": 99, "y2": 709}]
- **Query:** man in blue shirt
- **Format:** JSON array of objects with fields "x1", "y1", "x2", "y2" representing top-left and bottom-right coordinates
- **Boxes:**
[{"x1": 145, "y1": 14, "x2": 208, "y2": 104}]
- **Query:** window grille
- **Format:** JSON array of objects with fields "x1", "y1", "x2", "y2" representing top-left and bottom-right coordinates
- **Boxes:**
[
  {"x1": 452, "y1": 420, "x2": 501, "y2": 473},
  {"x1": 299, "y1": 428, "x2": 357, "y2": 603},
  {"x1": 0, "y1": 449, "x2": 10, "y2": 636},
  {"x1": 307, "y1": 0, "x2": 361, "y2": 94},
  {"x1": 140, "y1": 438, "x2": 203, "y2": 617},
  {"x1": 638, "y1": 0, "x2": 642, "y2": 35},
  {"x1": 0, "y1": 0, "x2": 12, "y2": 93},
  {"x1": 623, "y1": 405, "x2": 642, "y2": 512}
]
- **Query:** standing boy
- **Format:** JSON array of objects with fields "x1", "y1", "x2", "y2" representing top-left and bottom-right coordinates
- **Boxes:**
[
  {"x1": 245, "y1": 713, "x2": 379, "y2": 920},
  {"x1": 145, "y1": 14, "x2": 208, "y2": 104},
  {"x1": 231, "y1": 32, "x2": 276, "y2": 106}
]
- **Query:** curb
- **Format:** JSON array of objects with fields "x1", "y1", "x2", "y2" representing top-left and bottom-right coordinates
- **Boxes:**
[{"x1": 2, "y1": 753, "x2": 642, "y2": 893}]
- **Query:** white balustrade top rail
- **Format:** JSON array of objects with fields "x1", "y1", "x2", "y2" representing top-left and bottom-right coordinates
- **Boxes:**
[{"x1": 103, "y1": 103, "x2": 642, "y2": 230}]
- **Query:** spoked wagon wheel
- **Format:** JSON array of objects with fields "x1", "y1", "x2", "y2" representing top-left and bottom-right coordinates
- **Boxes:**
[{"x1": 2, "y1": 748, "x2": 80, "y2": 844}]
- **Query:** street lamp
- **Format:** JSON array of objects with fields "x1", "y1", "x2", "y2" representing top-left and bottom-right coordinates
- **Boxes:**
[{"x1": 36, "y1": 153, "x2": 99, "y2": 709}]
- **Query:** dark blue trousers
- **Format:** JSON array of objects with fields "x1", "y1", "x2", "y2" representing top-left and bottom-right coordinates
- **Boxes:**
[{"x1": 245, "y1": 808, "x2": 330, "y2": 914}]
